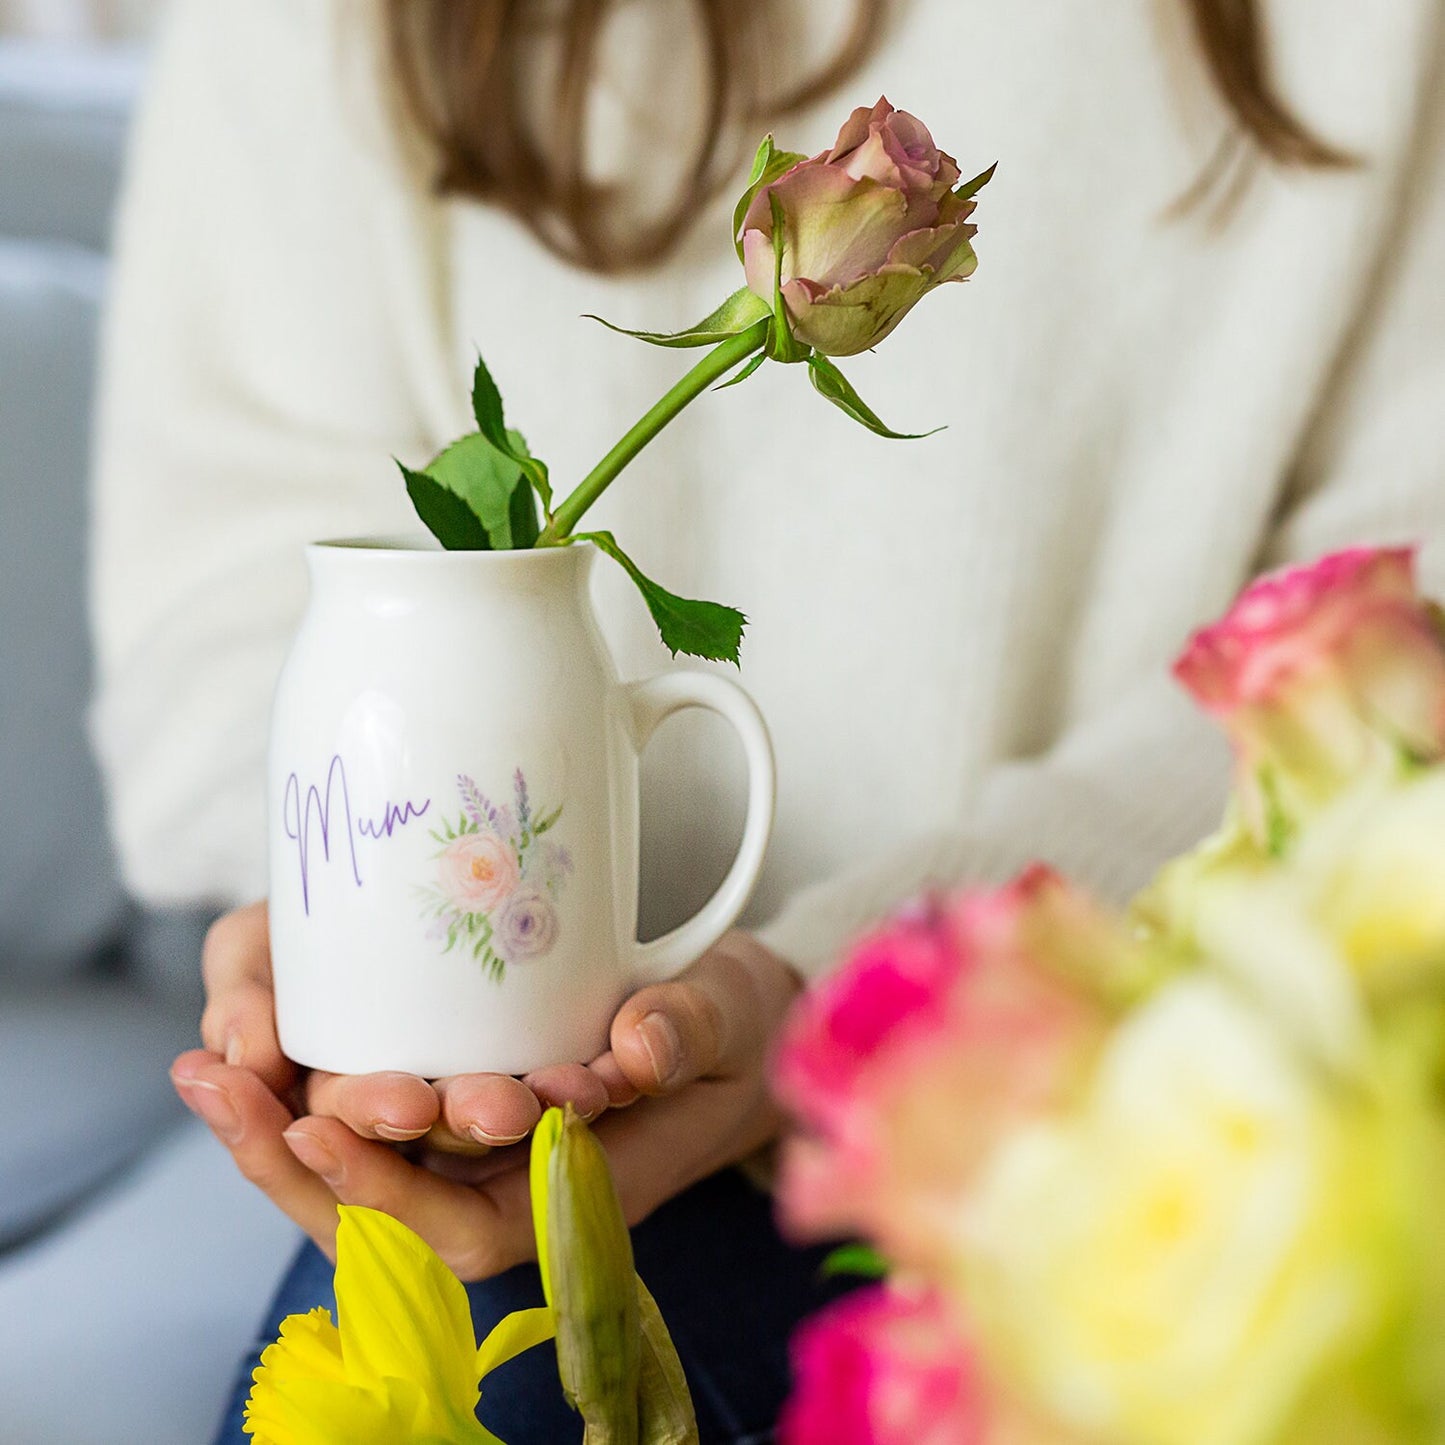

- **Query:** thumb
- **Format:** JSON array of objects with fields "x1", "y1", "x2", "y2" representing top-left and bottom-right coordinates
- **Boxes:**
[{"x1": 608, "y1": 934, "x2": 798, "y2": 1096}]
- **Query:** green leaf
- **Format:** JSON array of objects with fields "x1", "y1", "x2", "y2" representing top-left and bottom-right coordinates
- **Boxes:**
[
  {"x1": 807, "y1": 355, "x2": 941, "y2": 440},
  {"x1": 820, "y1": 1243, "x2": 890, "y2": 1281},
  {"x1": 505, "y1": 431, "x2": 541, "y2": 547},
  {"x1": 766, "y1": 191, "x2": 810, "y2": 365},
  {"x1": 586, "y1": 287, "x2": 772, "y2": 349},
  {"x1": 955, "y1": 160, "x2": 997, "y2": 202},
  {"x1": 424, "y1": 432, "x2": 540, "y2": 549},
  {"x1": 575, "y1": 531, "x2": 746, "y2": 665},
  {"x1": 713, "y1": 349, "x2": 768, "y2": 392},
  {"x1": 398, "y1": 461, "x2": 493, "y2": 551},
  {"x1": 467, "y1": 354, "x2": 553, "y2": 517},
  {"x1": 732, "y1": 134, "x2": 806, "y2": 261}
]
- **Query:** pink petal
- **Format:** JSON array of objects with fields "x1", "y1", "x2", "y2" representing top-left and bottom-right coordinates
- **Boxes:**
[{"x1": 779, "y1": 1285, "x2": 990, "y2": 1445}]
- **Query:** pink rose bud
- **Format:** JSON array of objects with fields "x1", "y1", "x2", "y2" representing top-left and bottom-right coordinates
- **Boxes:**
[
  {"x1": 1174, "y1": 547, "x2": 1445, "y2": 842},
  {"x1": 740, "y1": 97, "x2": 990, "y2": 356},
  {"x1": 778, "y1": 1284, "x2": 989, "y2": 1445},
  {"x1": 772, "y1": 868, "x2": 1121, "y2": 1273}
]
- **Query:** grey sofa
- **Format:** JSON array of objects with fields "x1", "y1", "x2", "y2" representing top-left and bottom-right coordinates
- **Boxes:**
[{"x1": 0, "y1": 40, "x2": 297, "y2": 1444}]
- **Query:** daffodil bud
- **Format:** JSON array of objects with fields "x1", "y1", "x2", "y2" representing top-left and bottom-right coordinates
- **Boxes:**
[{"x1": 541, "y1": 1105, "x2": 641, "y2": 1443}]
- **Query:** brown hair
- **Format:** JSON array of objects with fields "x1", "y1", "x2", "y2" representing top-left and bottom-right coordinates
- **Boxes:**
[{"x1": 384, "y1": 0, "x2": 1350, "y2": 275}]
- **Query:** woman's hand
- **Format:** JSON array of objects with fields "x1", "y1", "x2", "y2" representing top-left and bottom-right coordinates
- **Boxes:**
[
  {"x1": 172, "y1": 905, "x2": 801, "y2": 1278},
  {"x1": 185, "y1": 901, "x2": 608, "y2": 1151}
]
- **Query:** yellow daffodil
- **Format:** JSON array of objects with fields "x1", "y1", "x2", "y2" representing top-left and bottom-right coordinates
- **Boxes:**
[{"x1": 244, "y1": 1206, "x2": 553, "y2": 1445}]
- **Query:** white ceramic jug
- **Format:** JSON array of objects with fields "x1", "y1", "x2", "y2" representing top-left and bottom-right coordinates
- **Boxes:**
[{"x1": 267, "y1": 538, "x2": 775, "y2": 1077}]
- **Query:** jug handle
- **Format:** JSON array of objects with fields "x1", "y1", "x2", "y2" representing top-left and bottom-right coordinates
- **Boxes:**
[{"x1": 625, "y1": 672, "x2": 776, "y2": 986}]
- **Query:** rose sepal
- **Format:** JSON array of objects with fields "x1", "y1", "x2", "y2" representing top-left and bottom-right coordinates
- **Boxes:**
[
  {"x1": 807, "y1": 354, "x2": 941, "y2": 440},
  {"x1": 955, "y1": 161, "x2": 998, "y2": 201},
  {"x1": 765, "y1": 191, "x2": 812, "y2": 365},
  {"x1": 731, "y1": 133, "x2": 807, "y2": 261},
  {"x1": 586, "y1": 287, "x2": 772, "y2": 350}
]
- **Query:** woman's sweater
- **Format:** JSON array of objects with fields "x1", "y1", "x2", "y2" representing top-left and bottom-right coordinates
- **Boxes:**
[{"x1": 90, "y1": 0, "x2": 1445, "y2": 980}]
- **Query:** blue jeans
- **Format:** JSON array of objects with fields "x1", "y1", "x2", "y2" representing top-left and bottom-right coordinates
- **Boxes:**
[{"x1": 214, "y1": 1168, "x2": 853, "y2": 1444}]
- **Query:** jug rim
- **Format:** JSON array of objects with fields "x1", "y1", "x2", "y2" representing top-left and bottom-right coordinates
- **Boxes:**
[{"x1": 307, "y1": 535, "x2": 595, "y2": 567}]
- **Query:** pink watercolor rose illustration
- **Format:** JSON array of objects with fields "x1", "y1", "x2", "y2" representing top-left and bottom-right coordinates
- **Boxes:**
[
  {"x1": 439, "y1": 832, "x2": 520, "y2": 916},
  {"x1": 740, "y1": 97, "x2": 989, "y2": 357}
]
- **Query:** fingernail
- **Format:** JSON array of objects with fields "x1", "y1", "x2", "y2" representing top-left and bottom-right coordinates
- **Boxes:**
[
  {"x1": 374, "y1": 1121, "x2": 430, "y2": 1142},
  {"x1": 224, "y1": 1033, "x2": 244, "y2": 1067},
  {"x1": 176, "y1": 1078, "x2": 243, "y2": 1144},
  {"x1": 637, "y1": 1011, "x2": 681, "y2": 1087},
  {"x1": 284, "y1": 1126, "x2": 345, "y2": 1186},
  {"x1": 469, "y1": 1124, "x2": 530, "y2": 1147}
]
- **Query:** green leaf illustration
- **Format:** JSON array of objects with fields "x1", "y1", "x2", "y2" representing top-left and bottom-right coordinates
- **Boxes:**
[
  {"x1": 469, "y1": 354, "x2": 553, "y2": 515},
  {"x1": 574, "y1": 531, "x2": 746, "y2": 665},
  {"x1": 398, "y1": 461, "x2": 494, "y2": 551},
  {"x1": 585, "y1": 287, "x2": 772, "y2": 350},
  {"x1": 807, "y1": 355, "x2": 941, "y2": 440}
]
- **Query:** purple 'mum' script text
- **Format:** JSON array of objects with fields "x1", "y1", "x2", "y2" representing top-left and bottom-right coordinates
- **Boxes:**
[{"x1": 283, "y1": 755, "x2": 430, "y2": 914}]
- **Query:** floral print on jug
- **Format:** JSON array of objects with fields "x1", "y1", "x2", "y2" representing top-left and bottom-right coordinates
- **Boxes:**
[{"x1": 418, "y1": 768, "x2": 571, "y2": 981}]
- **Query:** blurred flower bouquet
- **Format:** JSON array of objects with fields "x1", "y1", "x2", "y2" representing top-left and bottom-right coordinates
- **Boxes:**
[
  {"x1": 397, "y1": 98, "x2": 993, "y2": 665},
  {"x1": 773, "y1": 546, "x2": 1445, "y2": 1445}
]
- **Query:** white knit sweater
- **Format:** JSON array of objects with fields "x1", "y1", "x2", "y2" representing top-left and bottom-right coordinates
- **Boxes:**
[{"x1": 91, "y1": 0, "x2": 1445, "y2": 981}]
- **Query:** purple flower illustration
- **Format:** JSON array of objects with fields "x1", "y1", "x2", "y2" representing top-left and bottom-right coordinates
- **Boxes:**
[{"x1": 494, "y1": 886, "x2": 560, "y2": 964}]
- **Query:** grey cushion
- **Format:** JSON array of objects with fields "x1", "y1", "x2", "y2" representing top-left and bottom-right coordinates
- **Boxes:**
[
  {"x1": 0, "y1": 41, "x2": 141, "y2": 248},
  {"x1": 0, "y1": 978, "x2": 195, "y2": 1247},
  {"x1": 0, "y1": 1119, "x2": 299, "y2": 1445},
  {"x1": 0, "y1": 235, "x2": 128, "y2": 982}
]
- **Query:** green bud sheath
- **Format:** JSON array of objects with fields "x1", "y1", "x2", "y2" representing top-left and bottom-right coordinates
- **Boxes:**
[
  {"x1": 547, "y1": 1106, "x2": 642, "y2": 1443},
  {"x1": 637, "y1": 1274, "x2": 700, "y2": 1445}
]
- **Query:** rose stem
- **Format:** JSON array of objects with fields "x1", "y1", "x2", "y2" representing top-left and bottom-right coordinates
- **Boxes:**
[{"x1": 537, "y1": 316, "x2": 771, "y2": 546}]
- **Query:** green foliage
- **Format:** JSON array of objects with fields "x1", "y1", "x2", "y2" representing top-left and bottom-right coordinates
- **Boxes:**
[
  {"x1": 807, "y1": 354, "x2": 941, "y2": 440},
  {"x1": 820, "y1": 1242, "x2": 890, "y2": 1281},
  {"x1": 425, "y1": 432, "x2": 540, "y2": 549},
  {"x1": 397, "y1": 461, "x2": 494, "y2": 551},
  {"x1": 470, "y1": 354, "x2": 553, "y2": 514},
  {"x1": 575, "y1": 531, "x2": 746, "y2": 666}
]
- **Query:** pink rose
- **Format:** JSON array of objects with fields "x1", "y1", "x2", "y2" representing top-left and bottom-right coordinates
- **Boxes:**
[
  {"x1": 779, "y1": 1284, "x2": 989, "y2": 1445},
  {"x1": 1175, "y1": 547, "x2": 1445, "y2": 839},
  {"x1": 439, "y1": 833, "x2": 519, "y2": 915},
  {"x1": 773, "y1": 868, "x2": 1116, "y2": 1273},
  {"x1": 740, "y1": 98, "x2": 990, "y2": 357}
]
